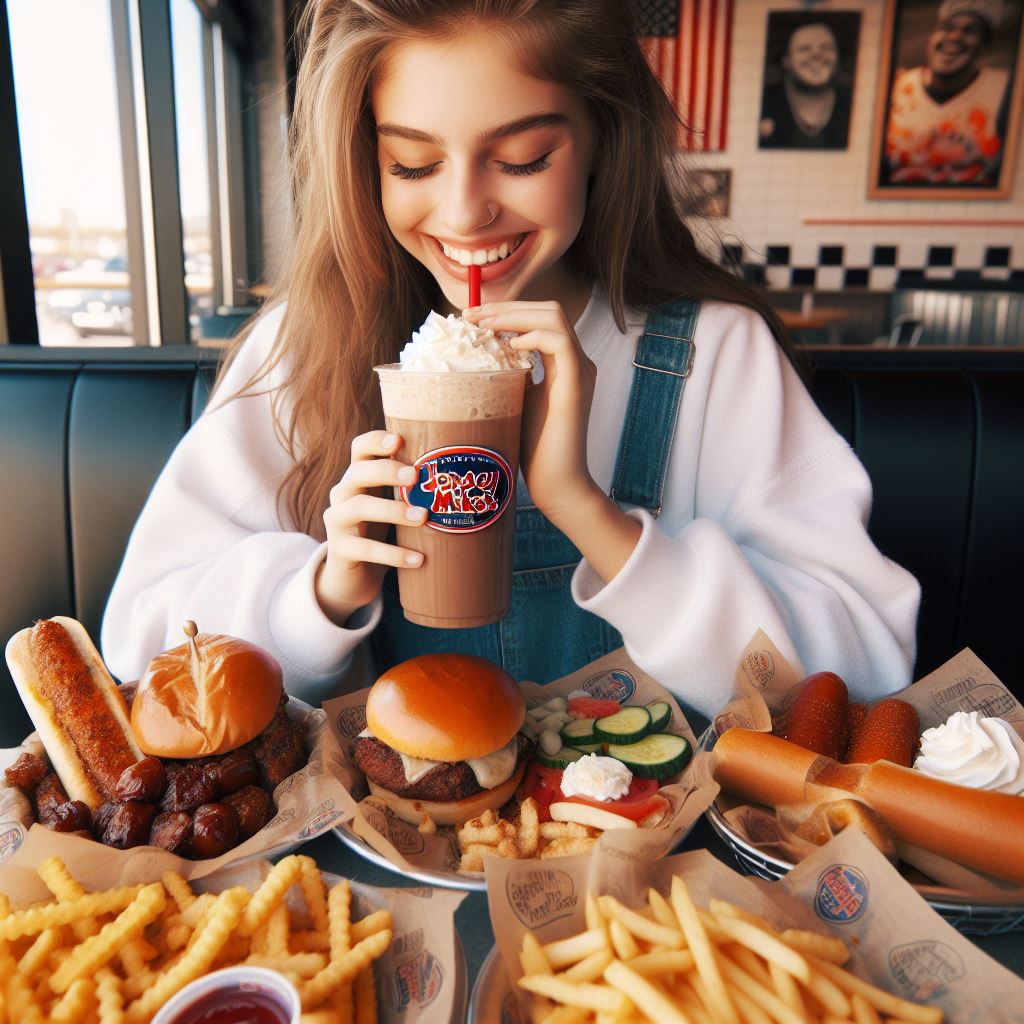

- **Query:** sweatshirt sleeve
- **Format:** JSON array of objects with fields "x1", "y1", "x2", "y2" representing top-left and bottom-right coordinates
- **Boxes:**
[
  {"x1": 101, "y1": 306, "x2": 381, "y2": 705},
  {"x1": 572, "y1": 305, "x2": 920, "y2": 719}
]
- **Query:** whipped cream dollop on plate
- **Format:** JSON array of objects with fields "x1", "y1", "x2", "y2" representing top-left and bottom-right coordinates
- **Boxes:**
[
  {"x1": 560, "y1": 754, "x2": 633, "y2": 802},
  {"x1": 914, "y1": 710, "x2": 1024, "y2": 795},
  {"x1": 398, "y1": 311, "x2": 533, "y2": 372}
]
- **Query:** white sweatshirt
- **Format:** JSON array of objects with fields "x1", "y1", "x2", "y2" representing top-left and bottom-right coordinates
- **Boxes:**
[{"x1": 102, "y1": 293, "x2": 919, "y2": 716}]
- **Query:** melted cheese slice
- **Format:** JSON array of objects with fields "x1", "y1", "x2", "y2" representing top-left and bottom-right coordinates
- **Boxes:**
[{"x1": 360, "y1": 728, "x2": 519, "y2": 789}]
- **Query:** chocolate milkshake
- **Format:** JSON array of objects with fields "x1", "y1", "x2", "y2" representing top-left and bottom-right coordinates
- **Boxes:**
[{"x1": 376, "y1": 312, "x2": 532, "y2": 628}]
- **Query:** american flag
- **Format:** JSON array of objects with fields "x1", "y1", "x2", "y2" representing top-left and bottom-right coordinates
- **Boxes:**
[{"x1": 635, "y1": 0, "x2": 734, "y2": 152}]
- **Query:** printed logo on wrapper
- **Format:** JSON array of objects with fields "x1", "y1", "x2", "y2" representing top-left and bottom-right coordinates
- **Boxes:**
[
  {"x1": 336, "y1": 705, "x2": 368, "y2": 739},
  {"x1": 814, "y1": 864, "x2": 869, "y2": 923},
  {"x1": 394, "y1": 950, "x2": 443, "y2": 1010},
  {"x1": 507, "y1": 868, "x2": 577, "y2": 928},
  {"x1": 0, "y1": 826, "x2": 24, "y2": 862},
  {"x1": 299, "y1": 799, "x2": 343, "y2": 838},
  {"x1": 888, "y1": 941, "x2": 965, "y2": 1002},
  {"x1": 931, "y1": 678, "x2": 1019, "y2": 722},
  {"x1": 745, "y1": 650, "x2": 775, "y2": 688},
  {"x1": 401, "y1": 446, "x2": 512, "y2": 533},
  {"x1": 581, "y1": 669, "x2": 636, "y2": 704},
  {"x1": 361, "y1": 798, "x2": 426, "y2": 856}
]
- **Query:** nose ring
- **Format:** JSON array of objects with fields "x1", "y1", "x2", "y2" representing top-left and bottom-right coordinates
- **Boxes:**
[{"x1": 481, "y1": 203, "x2": 498, "y2": 228}]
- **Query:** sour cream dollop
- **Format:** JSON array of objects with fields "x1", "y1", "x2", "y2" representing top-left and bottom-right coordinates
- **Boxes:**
[
  {"x1": 398, "y1": 311, "x2": 532, "y2": 372},
  {"x1": 914, "y1": 711, "x2": 1024, "y2": 795},
  {"x1": 560, "y1": 754, "x2": 633, "y2": 802}
]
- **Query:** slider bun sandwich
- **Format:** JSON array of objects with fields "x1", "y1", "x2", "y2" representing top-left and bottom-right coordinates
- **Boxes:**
[
  {"x1": 355, "y1": 653, "x2": 530, "y2": 826},
  {"x1": 130, "y1": 623, "x2": 283, "y2": 758}
]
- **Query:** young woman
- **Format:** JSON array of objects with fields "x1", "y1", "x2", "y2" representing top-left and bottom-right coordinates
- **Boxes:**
[{"x1": 102, "y1": 0, "x2": 919, "y2": 717}]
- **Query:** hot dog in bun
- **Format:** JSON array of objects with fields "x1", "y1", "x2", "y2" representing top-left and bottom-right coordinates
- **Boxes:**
[
  {"x1": 354, "y1": 653, "x2": 531, "y2": 826},
  {"x1": 5, "y1": 616, "x2": 144, "y2": 811}
]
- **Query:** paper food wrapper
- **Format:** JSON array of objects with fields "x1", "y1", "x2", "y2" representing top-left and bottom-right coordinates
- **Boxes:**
[
  {"x1": 484, "y1": 826, "x2": 1024, "y2": 1023},
  {"x1": 324, "y1": 648, "x2": 719, "y2": 879},
  {"x1": 713, "y1": 632, "x2": 1024, "y2": 899},
  {"x1": 0, "y1": 832, "x2": 466, "y2": 1024},
  {"x1": 0, "y1": 698, "x2": 357, "y2": 879}
]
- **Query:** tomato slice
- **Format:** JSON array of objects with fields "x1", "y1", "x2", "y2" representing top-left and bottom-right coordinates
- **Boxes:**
[
  {"x1": 518, "y1": 763, "x2": 665, "y2": 824},
  {"x1": 567, "y1": 697, "x2": 622, "y2": 719}
]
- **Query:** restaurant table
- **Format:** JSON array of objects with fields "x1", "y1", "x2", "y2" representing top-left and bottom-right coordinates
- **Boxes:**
[{"x1": 301, "y1": 814, "x2": 1024, "y2": 1007}]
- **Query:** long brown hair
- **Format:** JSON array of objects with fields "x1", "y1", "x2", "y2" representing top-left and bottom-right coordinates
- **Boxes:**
[{"x1": 220, "y1": 0, "x2": 795, "y2": 540}]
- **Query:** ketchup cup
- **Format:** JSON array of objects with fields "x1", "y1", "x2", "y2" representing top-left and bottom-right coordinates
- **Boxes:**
[{"x1": 151, "y1": 966, "x2": 300, "y2": 1024}]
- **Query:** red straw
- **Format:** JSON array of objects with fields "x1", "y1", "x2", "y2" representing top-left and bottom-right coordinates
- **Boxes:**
[{"x1": 468, "y1": 264, "x2": 481, "y2": 308}]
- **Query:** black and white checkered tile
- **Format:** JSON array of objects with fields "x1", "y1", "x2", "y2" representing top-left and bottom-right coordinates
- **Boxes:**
[{"x1": 721, "y1": 243, "x2": 1024, "y2": 291}]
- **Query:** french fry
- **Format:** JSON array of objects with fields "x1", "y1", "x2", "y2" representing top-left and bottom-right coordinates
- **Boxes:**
[
  {"x1": 851, "y1": 993, "x2": 883, "y2": 1024},
  {"x1": 95, "y1": 968, "x2": 125, "y2": 1024},
  {"x1": 717, "y1": 951, "x2": 807, "y2": 1024},
  {"x1": 627, "y1": 950, "x2": 696, "y2": 978},
  {"x1": 50, "y1": 883, "x2": 167, "y2": 994},
  {"x1": 50, "y1": 976, "x2": 93, "y2": 1023},
  {"x1": 781, "y1": 930, "x2": 850, "y2": 966},
  {"x1": 518, "y1": 973, "x2": 630, "y2": 1014},
  {"x1": 609, "y1": 919, "x2": 641, "y2": 961},
  {"x1": 600, "y1": 896, "x2": 685, "y2": 950},
  {"x1": 350, "y1": 910, "x2": 392, "y2": 944},
  {"x1": 353, "y1": 965, "x2": 376, "y2": 1024},
  {"x1": 769, "y1": 959, "x2": 809, "y2": 1019},
  {"x1": 648, "y1": 888, "x2": 680, "y2": 931},
  {"x1": 807, "y1": 955, "x2": 942, "y2": 1024},
  {"x1": 328, "y1": 880, "x2": 352, "y2": 965},
  {"x1": 519, "y1": 797, "x2": 541, "y2": 858},
  {"x1": 245, "y1": 952, "x2": 328, "y2": 978},
  {"x1": 240, "y1": 856, "x2": 303, "y2": 937},
  {"x1": 300, "y1": 857, "x2": 331, "y2": 937},
  {"x1": 604, "y1": 959, "x2": 689, "y2": 1024},
  {"x1": 585, "y1": 893, "x2": 605, "y2": 931},
  {"x1": 670, "y1": 877, "x2": 739, "y2": 1024},
  {"x1": 0, "y1": 885, "x2": 145, "y2": 941},
  {"x1": 301, "y1": 929, "x2": 393, "y2": 1011},
  {"x1": 520, "y1": 932, "x2": 553, "y2": 977},
  {"x1": 564, "y1": 948, "x2": 615, "y2": 984},
  {"x1": 714, "y1": 916, "x2": 811, "y2": 983},
  {"x1": 542, "y1": 928, "x2": 610, "y2": 970},
  {"x1": 161, "y1": 872, "x2": 196, "y2": 915},
  {"x1": 125, "y1": 887, "x2": 250, "y2": 1023}
]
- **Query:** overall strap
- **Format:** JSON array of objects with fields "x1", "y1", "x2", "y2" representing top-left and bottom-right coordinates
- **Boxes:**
[{"x1": 609, "y1": 297, "x2": 700, "y2": 517}]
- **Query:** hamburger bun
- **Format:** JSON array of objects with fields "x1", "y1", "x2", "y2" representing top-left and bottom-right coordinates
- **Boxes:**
[
  {"x1": 366, "y1": 653, "x2": 524, "y2": 761},
  {"x1": 131, "y1": 630, "x2": 282, "y2": 758}
]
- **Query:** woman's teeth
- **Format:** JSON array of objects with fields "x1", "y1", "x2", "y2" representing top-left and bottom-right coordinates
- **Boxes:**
[{"x1": 439, "y1": 235, "x2": 524, "y2": 267}]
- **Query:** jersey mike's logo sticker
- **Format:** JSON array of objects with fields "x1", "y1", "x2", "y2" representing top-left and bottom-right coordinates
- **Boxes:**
[
  {"x1": 815, "y1": 864, "x2": 869, "y2": 923},
  {"x1": 402, "y1": 445, "x2": 513, "y2": 533}
]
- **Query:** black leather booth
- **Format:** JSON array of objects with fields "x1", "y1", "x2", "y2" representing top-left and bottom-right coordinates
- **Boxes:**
[{"x1": 0, "y1": 345, "x2": 1021, "y2": 746}]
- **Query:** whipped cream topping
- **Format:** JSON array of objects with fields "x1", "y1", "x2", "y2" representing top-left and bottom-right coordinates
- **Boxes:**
[
  {"x1": 560, "y1": 754, "x2": 633, "y2": 803},
  {"x1": 914, "y1": 711, "x2": 1024, "y2": 795},
  {"x1": 398, "y1": 311, "x2": 532, "y2": 372}
]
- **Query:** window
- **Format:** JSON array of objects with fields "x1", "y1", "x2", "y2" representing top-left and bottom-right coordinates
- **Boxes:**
[
  {"x1": 7, "y1": 0, "x2": 135, "y2": 345},
  {"x1": 1, "y1": 0, "x2": 259, "y2": 347}
]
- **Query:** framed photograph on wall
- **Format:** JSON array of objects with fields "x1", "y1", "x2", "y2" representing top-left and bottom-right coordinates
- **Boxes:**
[
  {"x1": 758, "y1": 11, "x2": 862, "y2": 149},
  {"x1": 869, "y1": 0, "x2": 1024, "y2": 198}
]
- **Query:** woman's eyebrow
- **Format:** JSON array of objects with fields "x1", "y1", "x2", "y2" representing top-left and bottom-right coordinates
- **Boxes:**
[{"x1": 376, "y1": 111, "x2": 569, "y2": 145}]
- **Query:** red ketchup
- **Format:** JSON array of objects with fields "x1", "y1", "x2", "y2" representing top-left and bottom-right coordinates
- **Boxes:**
[{"x1": 166, "y1": 990, "x2": 291, "y2": 1024}]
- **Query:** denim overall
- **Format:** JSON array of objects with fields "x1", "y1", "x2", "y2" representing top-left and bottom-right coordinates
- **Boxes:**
[{"x1": 371, "y1": 298, "x2": 700, "y2": 683}]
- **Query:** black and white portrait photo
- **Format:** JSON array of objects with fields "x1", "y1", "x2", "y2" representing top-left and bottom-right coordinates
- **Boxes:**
[{"x1": 758, "y1": 11, "x2": 862, "y2": 149}]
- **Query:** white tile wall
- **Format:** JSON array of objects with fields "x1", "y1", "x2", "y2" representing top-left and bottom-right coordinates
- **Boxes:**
[{"x1": 687, "y1": 0, "x2": 1024, "y2": 286}]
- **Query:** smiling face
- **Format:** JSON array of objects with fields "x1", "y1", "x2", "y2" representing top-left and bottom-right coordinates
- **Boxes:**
[
  {"x1": 372, "y1": 26, "x2": 596, "y2": 314},
  {"x1": 927, "y1": 12, "x2": 987, "y2": 79},
  {"x1": 783, "y1": 23, "x2": 840, "y2": 89}
]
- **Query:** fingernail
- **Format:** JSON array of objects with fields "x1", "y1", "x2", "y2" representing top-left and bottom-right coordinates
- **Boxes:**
[
  {"x1": 405, "y1": 552, "x2": 423, "y2": 566},
  {"x1": 382, "y1": 434, "x2": 396, "y2": 449},
  {"x1": 406, "y1": 506, "x2": 425, "y2": 521},
  {"x1": 398, "y1": 466, "x2": 416, "y2": 484}
]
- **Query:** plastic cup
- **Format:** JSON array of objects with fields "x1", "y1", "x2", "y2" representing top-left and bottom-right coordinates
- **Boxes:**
[
  {"x1": 150, "y1": 966, "x2": 300, "y2": 1024},
  {"x1": 375, "y1": 362, "x2": 529, "y2": 628}
]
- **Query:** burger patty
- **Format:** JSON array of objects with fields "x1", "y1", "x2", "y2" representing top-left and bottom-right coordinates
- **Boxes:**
[{"x1": 354, "y1": 734, "x2": 532, "y2": 802}]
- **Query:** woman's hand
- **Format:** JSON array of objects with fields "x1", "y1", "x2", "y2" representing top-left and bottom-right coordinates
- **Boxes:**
[
  {"x1": 465, "y1": 300, "x2": 642, "y2": 584},
  {"x1": 315, "y1": 430, "x2": 426, "y2": 626},
  {"x1": 465, "y1": 300, "x2": 599, "y2": 522}
]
